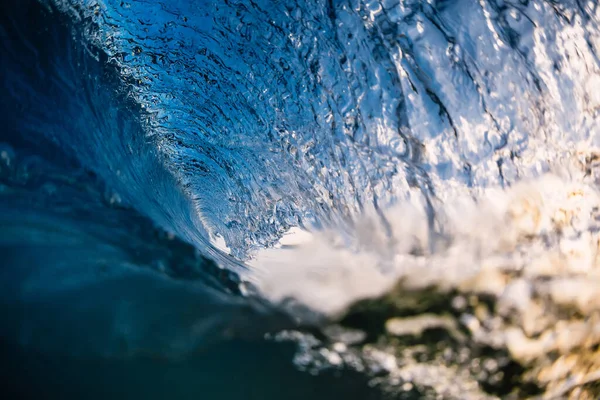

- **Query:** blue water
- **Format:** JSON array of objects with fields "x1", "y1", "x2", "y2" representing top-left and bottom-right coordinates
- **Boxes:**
[
  {"x1": 2, "y1": 0, "x2": 600, "y2": 398},
  {"x1": 0, "y1": 1, "x2": 390, "y2": 398},
  {"x1": 38, "y1": 0, "x2": 600, "y2": 259}
]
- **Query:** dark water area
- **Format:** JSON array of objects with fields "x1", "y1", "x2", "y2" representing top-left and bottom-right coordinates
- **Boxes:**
[{"x1": 1, "y1": 339, "x2": 383, "y2": 400}]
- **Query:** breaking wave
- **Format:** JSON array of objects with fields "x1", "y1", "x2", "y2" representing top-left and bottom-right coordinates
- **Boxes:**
[{"x1": 2, "y1": 0, "x2": 600, "y2": 398}]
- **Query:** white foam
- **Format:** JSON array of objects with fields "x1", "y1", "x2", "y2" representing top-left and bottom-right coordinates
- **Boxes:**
[{"x1": 252, "y1": 172, "x2": 600, "y2": 317}]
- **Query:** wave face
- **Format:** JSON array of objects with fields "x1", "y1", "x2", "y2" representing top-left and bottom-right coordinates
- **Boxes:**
[
  {"x1": 45, "y1": 0, "x2": 600, "y2": 258},
  {"x1": 2, "y1": 0, "x2": 600, "y2": 398},
  {"x1": 0, "y1": 0, "x2": 276, "y2": 360}
]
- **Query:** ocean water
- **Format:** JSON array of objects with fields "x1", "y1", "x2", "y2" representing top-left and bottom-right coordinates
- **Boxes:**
[{"x1": 1, "y1": 0, "x2": 599, "y2": 399}]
